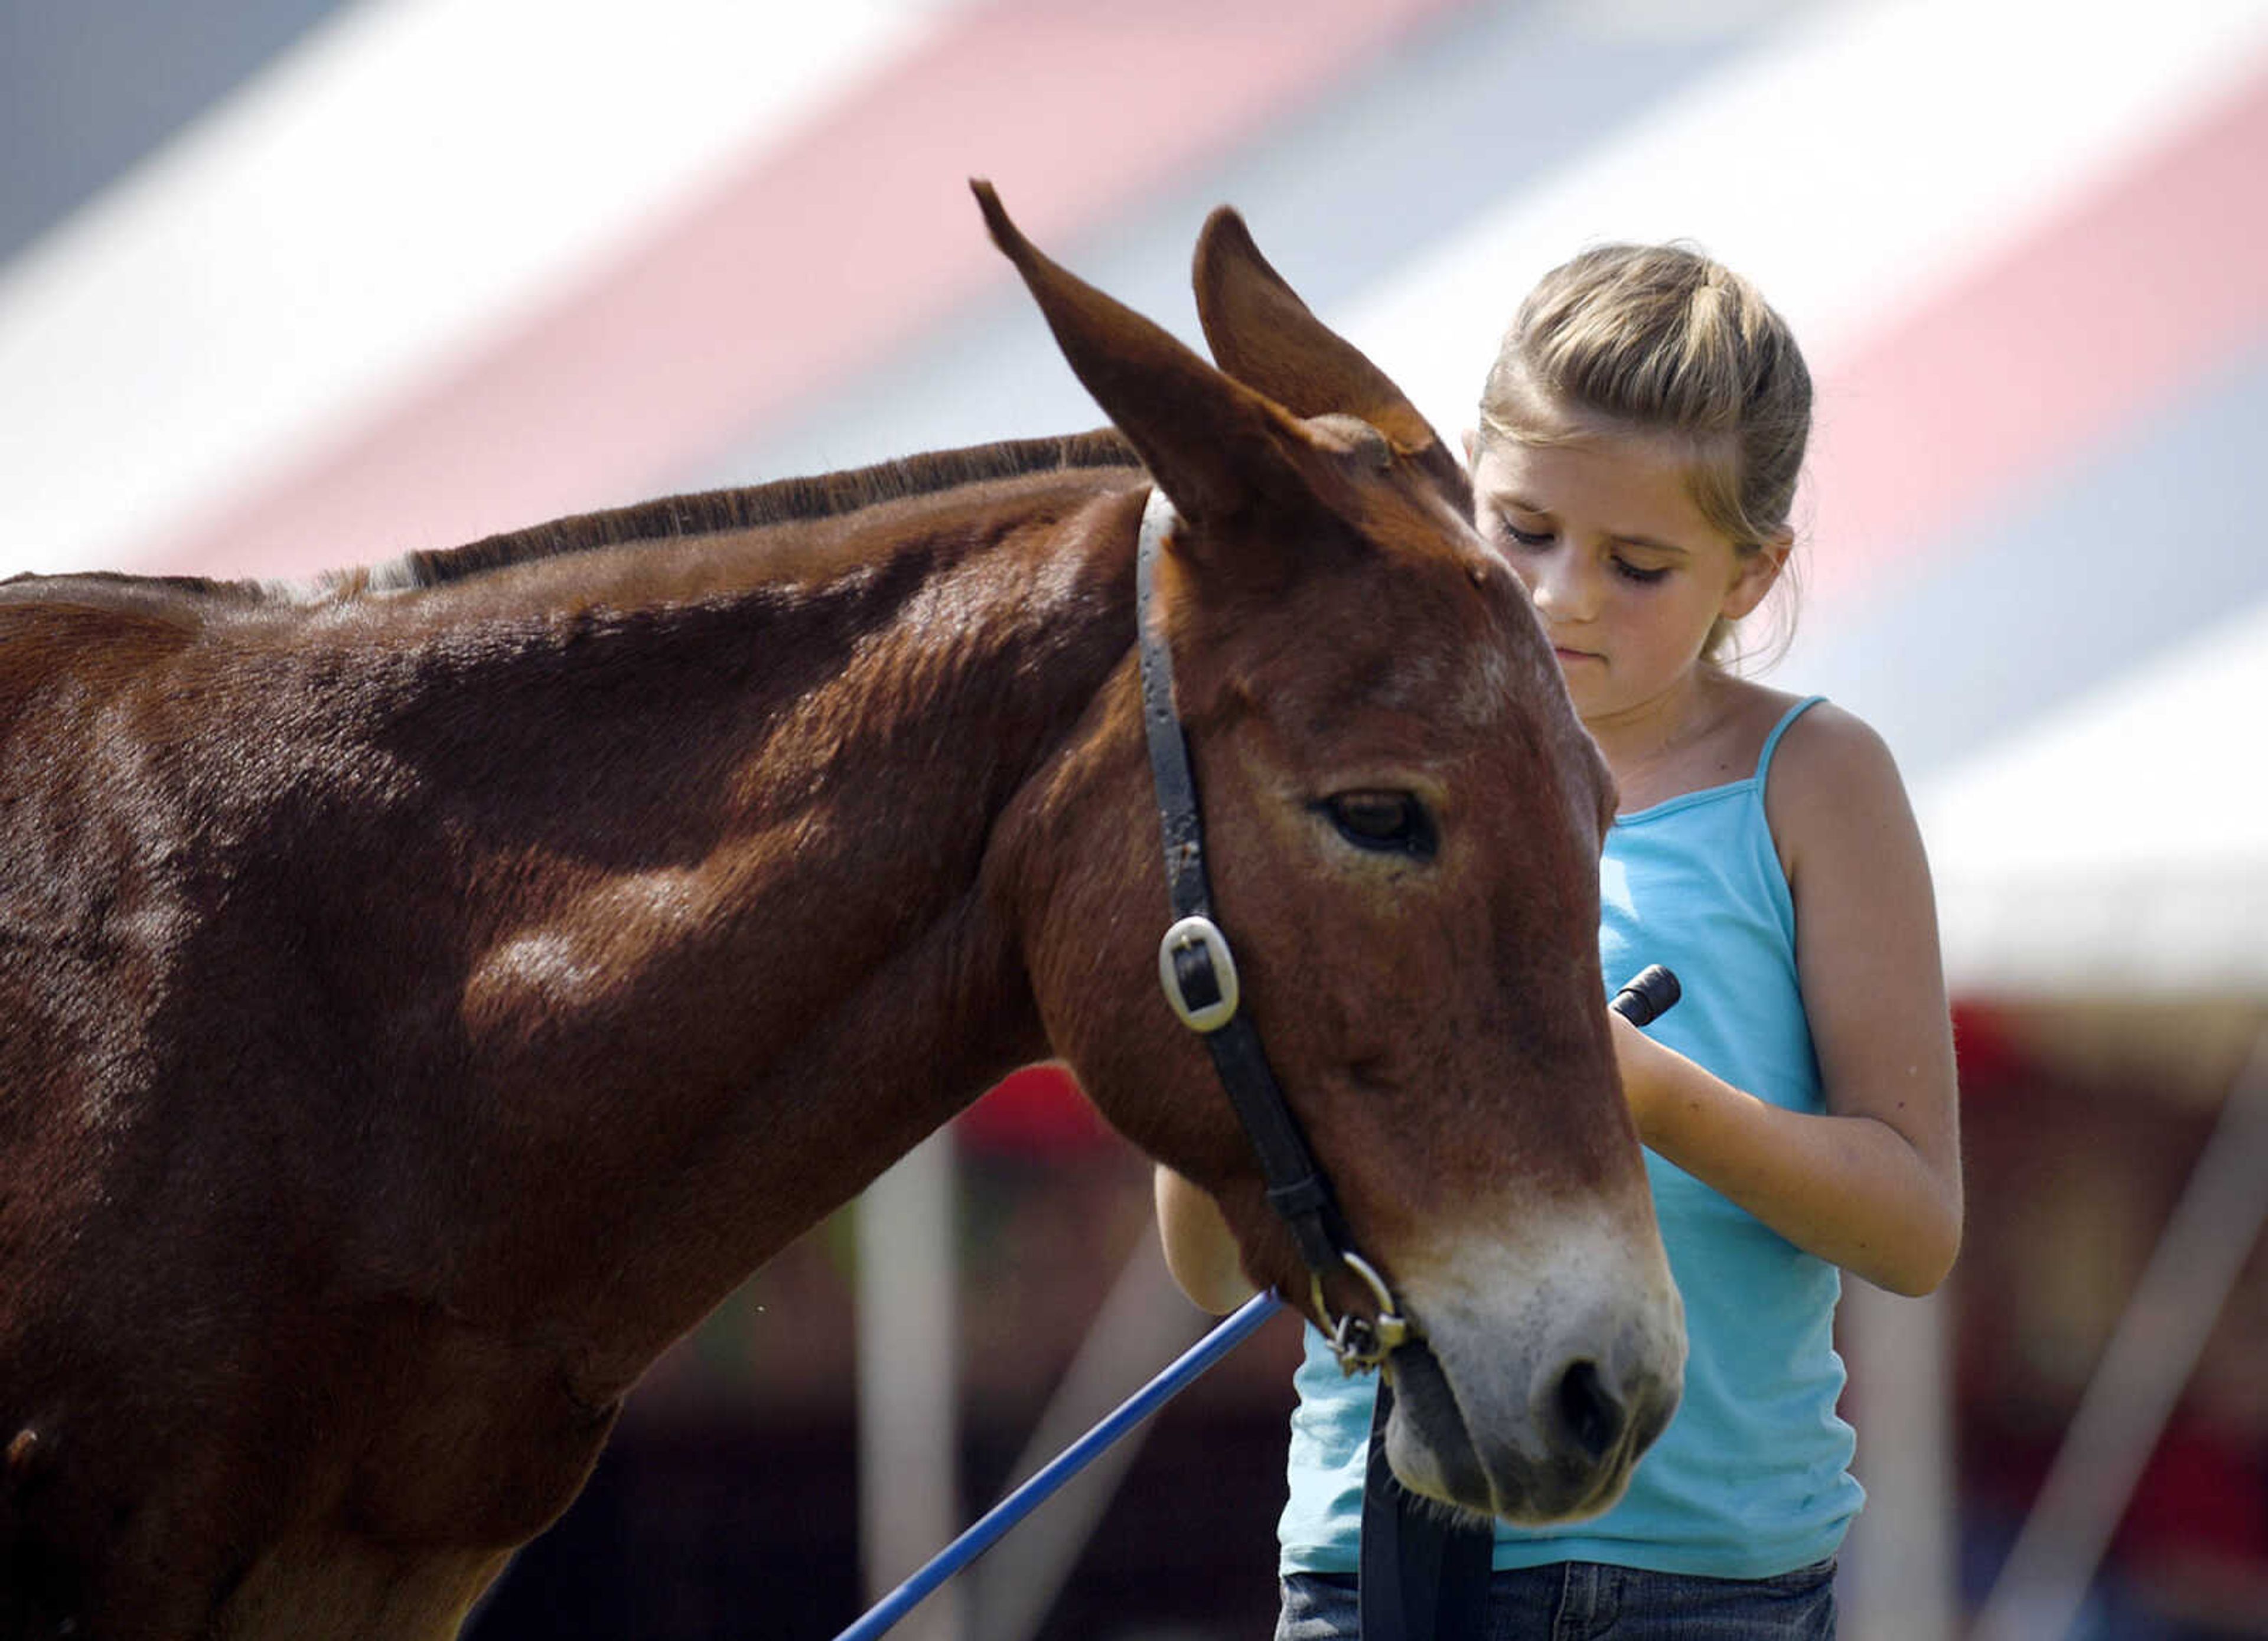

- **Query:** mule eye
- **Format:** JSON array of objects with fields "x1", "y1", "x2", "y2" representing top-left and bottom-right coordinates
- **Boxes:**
[{"x1": 1322, "y1": 791, "x2": 1436, "y2": 859}]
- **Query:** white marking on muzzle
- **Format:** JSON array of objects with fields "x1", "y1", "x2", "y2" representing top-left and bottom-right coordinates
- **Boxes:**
[{"x1": 1386, "y1": 1201, "x2": 1686, "y2": 1523}]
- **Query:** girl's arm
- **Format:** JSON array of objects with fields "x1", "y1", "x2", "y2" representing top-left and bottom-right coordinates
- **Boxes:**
[
  {"x1": 1612, "y1": 703, "x2": 1963, "y2": 1296},
  {"x1": 1153, "y1": 1164, "x2": 1257, "y2": 1314}
]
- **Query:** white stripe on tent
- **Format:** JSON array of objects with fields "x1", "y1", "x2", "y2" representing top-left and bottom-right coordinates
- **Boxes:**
[
  {"x1": 1918, "y1": 594, "x2": 2268, "y2": 996},
  {"x1": 0, "y1": 0, "x2": 951, "y2": 579},
  {"x1": 1340, "y1": 0, "x2": 2268, "y2": 472}
]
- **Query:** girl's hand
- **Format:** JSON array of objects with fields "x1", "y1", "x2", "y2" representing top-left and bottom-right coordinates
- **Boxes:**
[
  {"x1": 1153, "y1": 1165, "x2": 1256, "y2": 1314},
  {"x1": 1606, "y1": 1002, "x2": 1956, "y2": 1294},
  {"x1": 1608, "y1": 1010, "x2": 1676, "y2": 1144}
]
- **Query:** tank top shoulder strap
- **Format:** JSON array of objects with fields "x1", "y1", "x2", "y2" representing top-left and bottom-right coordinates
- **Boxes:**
[{"x1": 1755, "y1": 694, "x2": 1827, "y2": 785}]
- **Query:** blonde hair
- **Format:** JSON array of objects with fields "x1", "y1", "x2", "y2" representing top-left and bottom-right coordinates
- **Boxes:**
[{"x1": 1478, "y1": 242, "x2": 1810, "y2": 666}]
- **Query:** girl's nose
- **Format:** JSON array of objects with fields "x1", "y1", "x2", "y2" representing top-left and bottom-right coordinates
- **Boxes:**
[{"x1": 1530, "y1": 556, "x2": 1599, "y2": 624}]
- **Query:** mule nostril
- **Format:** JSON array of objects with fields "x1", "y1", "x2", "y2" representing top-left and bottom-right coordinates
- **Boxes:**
[{"x1": 1556, "y1": 1360, "x2": 1626, "y2": 1464}]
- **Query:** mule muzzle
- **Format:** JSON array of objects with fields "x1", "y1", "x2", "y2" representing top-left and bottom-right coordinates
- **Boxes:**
[{"x1": 1381, "y1": 1312, "x2": 1683, "y2": 1525}]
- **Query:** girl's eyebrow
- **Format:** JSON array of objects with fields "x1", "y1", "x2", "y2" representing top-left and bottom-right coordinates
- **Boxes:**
[
  {"x1": 1487, "y1": 487, "x2": 1547, "y2": 516},
  {"x1": 1606, "y1": 532, "x2": 1692, "y2": 559}
]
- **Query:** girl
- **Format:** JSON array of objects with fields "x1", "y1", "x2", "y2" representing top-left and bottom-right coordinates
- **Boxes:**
[{"x1": 1155, "y1": 242, "x2": 1962, "y2": 1639}]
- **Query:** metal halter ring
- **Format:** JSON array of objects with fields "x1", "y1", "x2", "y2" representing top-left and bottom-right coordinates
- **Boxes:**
[{"x1": 1315, "y1": 1250, "x2": 1412, "y2": 1375}]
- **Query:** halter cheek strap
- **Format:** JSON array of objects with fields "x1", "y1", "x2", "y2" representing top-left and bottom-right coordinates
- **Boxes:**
[{"x1": 1133, "y1": 485, "x2": 1410, "y2": 1373}]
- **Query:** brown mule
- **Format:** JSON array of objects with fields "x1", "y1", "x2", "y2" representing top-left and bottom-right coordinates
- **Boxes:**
[{"x1": 0, "y1": 186, "x2": 1681, "y2": 1639}]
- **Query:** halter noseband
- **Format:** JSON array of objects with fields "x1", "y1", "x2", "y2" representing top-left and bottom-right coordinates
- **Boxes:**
[{"x1": 1135, "y1": 485, "x2": 1411, "y2": 1375}]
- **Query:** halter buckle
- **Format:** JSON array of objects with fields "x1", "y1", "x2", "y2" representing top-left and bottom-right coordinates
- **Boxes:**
[
  {"x1": 1158, "y1": 915, "x2": 1240, "y2": 1033},
  {"x1": 1314, "y1": 1250, "x2": 1411, "y2": 1375}
]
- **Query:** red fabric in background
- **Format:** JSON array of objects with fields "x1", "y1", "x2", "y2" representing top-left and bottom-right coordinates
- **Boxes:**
[{"x1": 956, "y1": 1063, "x2": 1116, "y2": 1154}]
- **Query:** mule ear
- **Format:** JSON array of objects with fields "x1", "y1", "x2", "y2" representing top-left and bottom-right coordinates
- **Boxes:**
[
  {"x1": 973, "y1": 181, "x2": 1324, "y2": 533},
  {"x1": 1193, "y1": 206, "x2": 1469, "y2": 505}
]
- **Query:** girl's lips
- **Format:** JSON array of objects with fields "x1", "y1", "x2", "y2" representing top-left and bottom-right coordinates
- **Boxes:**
[{"x1": 1553, "y1": 646, "x2": 1601, "y2": 664}]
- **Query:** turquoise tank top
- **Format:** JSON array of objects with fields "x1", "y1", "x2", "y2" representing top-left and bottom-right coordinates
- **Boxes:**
[{"x1": 1278, "y1": 696, "x2": 1861, "y2": 1580}]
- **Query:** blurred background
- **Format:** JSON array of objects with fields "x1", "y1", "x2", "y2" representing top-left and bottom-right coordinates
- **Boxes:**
[{"x1": 5, "y1": 0, "x2": 2266, "y2": 1636}]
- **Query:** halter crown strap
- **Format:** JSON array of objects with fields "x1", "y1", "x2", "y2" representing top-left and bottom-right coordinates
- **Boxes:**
[{"x1": 1134, "y1": 487, "x2": 1407, "y2": 1369}]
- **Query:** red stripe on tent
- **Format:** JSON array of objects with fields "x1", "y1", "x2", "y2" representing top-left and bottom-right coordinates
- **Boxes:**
[
  {"x1": 1804, "y1": 62, "x2": 2268, "y2": 614},
  {"x1": 144, "y1": 0, "x2": 1471, "y2": 581}
]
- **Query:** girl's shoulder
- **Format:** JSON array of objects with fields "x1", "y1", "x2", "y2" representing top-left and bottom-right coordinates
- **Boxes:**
[
  {"x1": 1759, "y1": 694, "x2": 1905, "y2": 803},
  {"x1": 1754, "y1": 691, "x2": 1919, "y2": 887},
  {"x1": 1677, "y1": 676, "x2": 1817, "y2": 790}
]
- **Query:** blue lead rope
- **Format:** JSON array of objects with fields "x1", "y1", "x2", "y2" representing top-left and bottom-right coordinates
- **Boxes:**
[{"x1": 832, "y1": 1291, "x2": 1283, "y2": 1641}]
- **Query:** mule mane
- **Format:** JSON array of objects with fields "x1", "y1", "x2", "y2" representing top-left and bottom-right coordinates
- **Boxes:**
[
  {"x1": 347, "y1": 429, "x2": 1139, "y2": 595},
  {"x1": 0, "y1": 432, "x2": 1140, "y2": 610}
]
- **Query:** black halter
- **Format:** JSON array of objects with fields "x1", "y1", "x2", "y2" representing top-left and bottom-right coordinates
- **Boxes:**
[{"x1": 1133, "y1": 486, "x2": 1410, "y2": 1374}]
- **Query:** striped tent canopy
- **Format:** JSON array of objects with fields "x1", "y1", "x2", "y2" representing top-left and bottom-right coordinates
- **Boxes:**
[{"x1": 7, "y1": 0, "x2": 2266, "y2": 996}]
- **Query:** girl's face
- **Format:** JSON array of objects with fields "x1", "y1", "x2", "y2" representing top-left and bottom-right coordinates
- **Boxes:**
[{"x1": 1466, "y1": 420, "x2": 1783, "y2": 727}]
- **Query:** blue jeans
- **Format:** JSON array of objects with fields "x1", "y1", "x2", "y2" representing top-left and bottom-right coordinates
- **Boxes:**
[{"x1": 1277, "y1": 1558, "x2": 1837, "y2": 1639}]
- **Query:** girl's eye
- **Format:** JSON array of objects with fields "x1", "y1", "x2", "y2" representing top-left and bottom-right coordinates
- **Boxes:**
[
  {"x1": 1500, "y1": 520, "x2": 1553, "y2": 550},
  {"x1": 1612, "y1": 557, "x2": 1670, "y2": 585},
  {"x1": 1321, "y1": 791, "x2": 1438, "y2": 859}
]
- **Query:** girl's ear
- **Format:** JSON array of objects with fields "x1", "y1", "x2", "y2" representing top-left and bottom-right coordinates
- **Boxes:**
[{"x1": 1720, "y1": 528, "x2": 1793, "y2": 622}]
